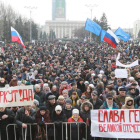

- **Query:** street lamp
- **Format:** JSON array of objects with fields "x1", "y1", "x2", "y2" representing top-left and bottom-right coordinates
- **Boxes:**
[
  {"x1": 85, "y1": 4, "x2": 98, "y2": 43},
  {"x1": 24, "y1": 6, "x2": 37, "y2": 42}
]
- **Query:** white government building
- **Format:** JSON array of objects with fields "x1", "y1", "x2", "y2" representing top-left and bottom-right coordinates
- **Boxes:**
[
  {"x1": 45, "y1": 20, "x2": 85, "y2": 39},
  {"x1": 133, "y1": 20, "x2": 140, "y2": 39}
]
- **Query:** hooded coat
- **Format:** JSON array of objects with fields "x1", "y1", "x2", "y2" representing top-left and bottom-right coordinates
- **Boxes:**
[
  {"x1": 77, "y1": 79, "x2": 86, "y2": 93},
  {"x1": 80, "y1": 101, "x2": 93, "y2": 140},
  {"x1": 121, "y1": 97, "x2": 134, "y2": 109},
  {"x1": 34, "y1": 109, "x2": 50, "y2": 140}
]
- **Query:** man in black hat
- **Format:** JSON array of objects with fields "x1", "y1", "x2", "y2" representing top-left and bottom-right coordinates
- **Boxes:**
[
  {"x1": 111, "y1": 59, "x2": 117, "y2": 70},
  {"x1": 127, "y1": 87, "x2": 137, "y2": 99},
  {"x1": 45, "y1": 94, "x2": 58, "y2": 116},
  {"x1": 1, "y1": 67, "x2": 11, "y2": 83},
  {"x1": 59, "y1": 74, "x2": 65, "y2": 82},
  {"x1": 109, "y1": 73, "x2": 117, "y2": 85},
  {"x1": 100, "y1": 94, "x2": 119, "y2": 109},
  {"x1": 131, "y1": 67, "x2": 139, "y2": 77},
  {"x1": 58, "y1": 65, "x2": 66, "y2": 76},
  {"x1": 88, "y1": 59, "x2": 95, "y2": 69},
  {"x1": 95, "y1": 63, "x2": 103, "y2": 75},
  {"x1": 89, "y1": 91, "x2": 103, "y2": 109},
  {"x1": 66, "y1": 73, "x2": 76, "y2": 84},
  {"x1": 49, "y1": 70, "x2": 57, "y2": 83},
  {"x1": 131, "y1": 83, "x2": 139, "y2": 96},
  {"x1": 68, "y1": 82, "x2": 82, "y2": 97},
  {"x1": 114, "y1": 79, "x2": 127, "y2": 95}
]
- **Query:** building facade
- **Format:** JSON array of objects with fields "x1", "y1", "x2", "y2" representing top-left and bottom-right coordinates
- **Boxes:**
[
  {"x1": 133, "y1": 20, "x2": 140, "y2": 39},
  {"x1": 45, "y1": 20, "x2": 85, "y2": 39}
]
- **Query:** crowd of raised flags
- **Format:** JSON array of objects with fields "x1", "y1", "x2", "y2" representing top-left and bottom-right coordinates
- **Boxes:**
[
  {"x1": 85, "y1": 18, "x2": 131, "y2": 48},
  {"x1": 10, "y1": 18, "x2": 131, "y2": 50}
]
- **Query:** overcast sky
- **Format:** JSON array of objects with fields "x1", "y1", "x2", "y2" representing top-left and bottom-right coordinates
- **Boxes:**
[{"x1": 1, "y1": 0, "x2": 140, "y2": 29}]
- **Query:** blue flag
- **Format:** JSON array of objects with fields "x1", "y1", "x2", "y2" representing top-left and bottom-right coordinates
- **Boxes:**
[
  {"x1": 85, "y1": 18, "x2": 102, "y2": 36},
  {"x1": 100, "y1": 29, "x2": 106, "y2": 42},
  {"x1": 114, "y1": 27, "x2": 130, "y2": 42}
]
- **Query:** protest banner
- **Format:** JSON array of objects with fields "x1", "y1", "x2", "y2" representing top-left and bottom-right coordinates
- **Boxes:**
[
  {"x1": 91, "y1": 109, "x2": 140, "y2": 138},
  {"x1": 0, "y1": 85, "x2": 34, "y2": 107}
]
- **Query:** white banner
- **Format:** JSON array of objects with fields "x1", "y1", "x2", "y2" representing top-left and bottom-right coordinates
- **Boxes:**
[
  {"x1": 115, "y1": 69, "x2": 128, "y2": 78},
  {"x1": 0, "y1": 85, "x2": 34, "y2": 107},
  {"x1": 116, "y1": 53, "x2": 139, "y2": 68},
  {"x1": 91, "y1": 109, "x2": 140, "y2": 138}
]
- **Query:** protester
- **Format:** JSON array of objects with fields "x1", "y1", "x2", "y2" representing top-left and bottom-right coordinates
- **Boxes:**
[
  {"x1": 121, "y1": 97, "x2": 134, "y2": 109},
  {"x1": 15, "y1": 105, "x2": 36, "y2": 140},
  {"x1": 100, "y1": 94, "x2": 119, "y2": 109},
  {"x1": 115, "y1": 86, "x2": 129, "y2": 108},
  {"x1": 0, "y1": 78, "x2": 8, "y2": 87},
  {"x1": 35, "y1": 106, "x2": 50, "y2": 140},
  {"x1": 32, "y1": 99, "x2": 39, "y2": 111},
  {"x1": 89, "y1": 91, "x2": 103, "y2": 109},
  {"x1": 9, "y1": 75, "x2": 18, "y2": 86},
  {"x1": 0, "y1": 107, "x2": 15, "y2": 140},
  {"x1": 70, "y1": 91, "x2": 80, "y2": 107},
  {"x1": 51, "y1": 105, "x2": 67, "y2": 140},
  {"x1": 80, "y1": 101, "x2": 93, "y2": 140},
  {"x1": 0, "y1": 39, "x2": 140, "y2": 139},
  {"x1": 63, "y1": 98, "x2": 75, "y2": 119},
  {"x1": 68, "y1": 82, "x2": 82, "y2": 97},
  {"x1": 45, "y1": 94, "x2": 58, "y2": 116},
  {"x1": 68, "y1": 109, "x2": 84, "y2": 140}
]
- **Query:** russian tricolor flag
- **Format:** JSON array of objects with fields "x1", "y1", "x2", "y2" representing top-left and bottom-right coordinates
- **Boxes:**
[
  {"x1": 11, "y1": 27, "x2": 26, "y2": 48},
  {"x1": 103, "y1": 29, "x2": 119, "y2": 48}
]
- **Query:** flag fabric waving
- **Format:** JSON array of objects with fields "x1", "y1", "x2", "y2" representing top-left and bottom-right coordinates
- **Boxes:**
[
  {"x1": 100, "y1": 29, "x2": 106, "y2": 42},
  {"x1": 11, "y1": 27, "x2": 26, "y2": 48},
  {"x1": 103, "y1": 29, "x2": 119, "y2": 48},
  {"x1": 114, "y1": 27, "x2": 130, "y2": 42},
  {"x1": 85, "y1": 18, "x2": 102, "y2": 36}
]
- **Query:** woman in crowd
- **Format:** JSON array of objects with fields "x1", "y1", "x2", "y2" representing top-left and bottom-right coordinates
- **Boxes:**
[
  {"x1": 70, "y1": 91, "x2": 80, "y2": 107},
  {"x1": 80, "y1": 101, "x2": 93, "y2": 140},
  {"x1": 0, "y1": 78, "x2": 8, "y2": 87},
  {"x1": 68, "y1": 109, "x2": 84, "y2": 140},
  {"x1": 83, "y1": 86, "x2": 93, "y2": 99},
  {"x1": 51, "y1": 105, "x2": 67, "y2": 140}
]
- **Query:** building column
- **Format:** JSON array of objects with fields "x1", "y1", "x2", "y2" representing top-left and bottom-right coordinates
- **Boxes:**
[
  {"x1": 69, "y1": 26, "x2": 71, "y2": 39},
  {"x1": 62, "y1": 26, "x2": 63, "y2": 38},
  {"x1": 55, "y1": 26, "x2": 56, "y2": 38}
]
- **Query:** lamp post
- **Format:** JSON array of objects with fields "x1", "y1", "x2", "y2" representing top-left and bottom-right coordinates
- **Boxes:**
[
  {"x1": 24, "y1": 6, "x2": 37, "y2": 42},
  {"x1": 85, "y1": 4, "x2": 98, "y2": 43}
]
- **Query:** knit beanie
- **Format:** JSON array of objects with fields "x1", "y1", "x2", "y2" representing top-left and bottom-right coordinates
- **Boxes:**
[
  {"x1": 65, "y1": 98, "x2": 72, "y2": 105},
  {"x1": 40, "y1": 106, "x2": 47, "y2": 111}
]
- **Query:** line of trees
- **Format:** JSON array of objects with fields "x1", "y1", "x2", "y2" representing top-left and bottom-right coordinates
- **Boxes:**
[
  {"x1": 0, "y1": 2, "x2": 38, "y2": 43},
  {"x1": 73, "y1": 12, "x2": 110, "y2": 42}
]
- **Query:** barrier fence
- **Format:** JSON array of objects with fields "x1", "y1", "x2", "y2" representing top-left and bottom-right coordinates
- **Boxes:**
[{"x1": 6, "y1": 122, "x2": 87, "y2": 140}]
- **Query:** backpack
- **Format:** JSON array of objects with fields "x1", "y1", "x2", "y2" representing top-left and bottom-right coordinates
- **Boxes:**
[{"x1": 36, "y1": 126, "x2": 46, "y2": 140}]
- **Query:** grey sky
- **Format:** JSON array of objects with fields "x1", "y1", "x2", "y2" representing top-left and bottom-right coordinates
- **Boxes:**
[{"x1": 2, "y1": 0, "x2": 140, "y2": 29}]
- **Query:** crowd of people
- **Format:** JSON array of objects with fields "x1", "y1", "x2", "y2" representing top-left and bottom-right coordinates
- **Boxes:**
[{"x1": 0, "y1": 40, "x2": 140, "y2": 140}]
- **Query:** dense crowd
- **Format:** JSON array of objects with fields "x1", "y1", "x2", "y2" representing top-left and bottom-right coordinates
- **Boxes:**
[{"x1": 0, "y1": 40, "x2": 140, "y2": 140}]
